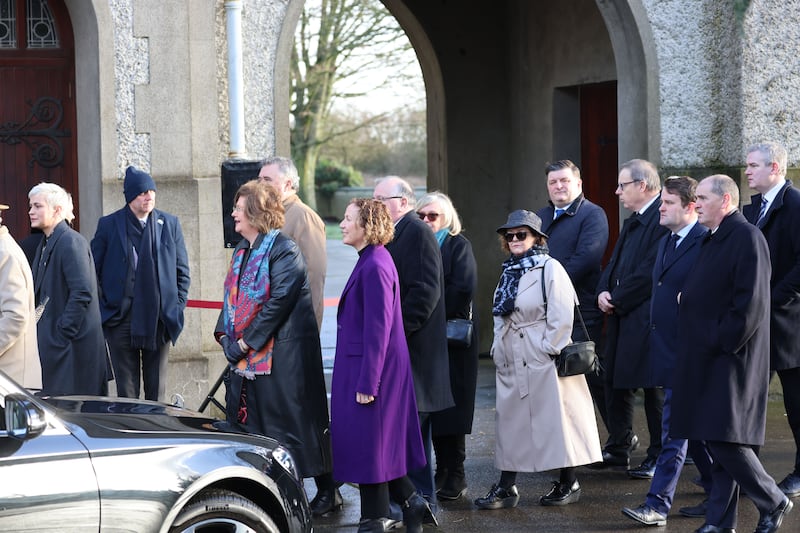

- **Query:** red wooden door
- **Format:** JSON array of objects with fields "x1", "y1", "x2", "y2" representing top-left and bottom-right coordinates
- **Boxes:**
[
  {"x1": 0, "y1": 0, "x2": 77, "y2": 237},
  {"x1": 580, "y1": 80, "x2": 618, "y2": 265}
]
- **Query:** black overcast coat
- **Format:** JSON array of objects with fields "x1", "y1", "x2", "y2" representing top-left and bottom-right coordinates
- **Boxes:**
[
  {"x1": 385, "y1": 211, "x2": 454, "y2": 413},
  {"x1": 670, "y1": 212, "x2": 772, "y2": 445},
  {"x1": 743, "y1": 180, "x2": 800, "y2": 371},
  {"x1": 431, "y1": 233, "x2": 478, "y2": 435},
  {"x1": 32, "y1": 220, "x2": 108, "y2": 395},
  {"x1": 596, "y1": 199, "x2": 668, "y2": 388}
]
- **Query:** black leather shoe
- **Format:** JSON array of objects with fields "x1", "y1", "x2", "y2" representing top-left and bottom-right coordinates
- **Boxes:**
[
  {"x1": 540, "y1": 480, "x2": 581, "y2": 506},
  {"x1": 309, "y1": 487, "x2": 343, "y2": 517},
  {"x1": 474, "y1": 484, "x2": 519, "y2": 510},
  {"x1": 628, "y1": 456, "x2": 657, "y2": 479},
  {"x1": 622, "y1": 503, "x2": 667, "y2": 526},
  {"x1": 356, "y1": 517, "x2": 399, "y2": 533},
  {"x1": 588, "y1": 450, "x2": 630, "y2": 469},
  {"x1": 628, "y1": 434, "x2": 640, "y2": 453},
  {"x1": 778, "y1": 472, "x2": 800, "y2": 498},
  {"x1": 679, "y1": 498, "x2": 708, "y2": 518},
  {"x1": 694, "y1": 525, "x2": 735, "y2": 533},
  {"x1": 755, "y1": 497, "x2": 793, "y2": 533}
]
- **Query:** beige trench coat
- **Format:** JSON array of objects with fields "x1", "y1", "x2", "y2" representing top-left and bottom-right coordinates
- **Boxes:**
[
  {"x1": 491, "y1": 256, "x2": 601, "y2": 472},
  {"x1": 0, "y1": 227, "x2": 42, "y2": 389}
]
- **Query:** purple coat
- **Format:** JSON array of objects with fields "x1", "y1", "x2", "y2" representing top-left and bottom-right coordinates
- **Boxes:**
[{"x1": 331, "y1": 245, "x2": 425, "y2": 483}]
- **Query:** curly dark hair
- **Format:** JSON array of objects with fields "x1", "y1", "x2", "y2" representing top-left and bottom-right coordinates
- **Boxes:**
[
  {"x1": 350, "y1": 198, "x2": 394, "y2": 246},
  {"x1": 234, "y1": 180, "x2": 285, "y2": 233}
]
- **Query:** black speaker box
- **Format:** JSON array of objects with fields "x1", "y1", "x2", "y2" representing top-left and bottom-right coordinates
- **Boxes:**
[{"x1": 221, "y1": 159, "x2": 262, "y2": 248}]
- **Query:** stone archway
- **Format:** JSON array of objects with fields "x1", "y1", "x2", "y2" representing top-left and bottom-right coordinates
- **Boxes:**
[
  {"x1": 595, "y1": 0, "x2": 661, "y2": 165},
  {"x1": 63, "y1": 0, "x2": 116, "y2": 238},
  {"x1": 381, "y1": 0, "x2": 446, "y2": 193}
]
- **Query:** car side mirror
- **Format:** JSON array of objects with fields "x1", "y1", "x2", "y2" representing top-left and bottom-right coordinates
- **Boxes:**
[{"x1": 3, "y1": 394, "x2": 47, "y2": 440}]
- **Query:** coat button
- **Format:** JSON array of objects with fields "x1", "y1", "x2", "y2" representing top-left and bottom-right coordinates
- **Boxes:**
[
  {"x1": 523, "y1": 361, "x2": 527, "y2": 366},
  {"x1": 514, "y1": 307, "x2": 519, "y2": 311},
  {"x1": 657, "y1": 281, "x2": 662, "y2": 286},
  {"x1": 519, "y1": 333, "x2": 524, "y2": 338}
]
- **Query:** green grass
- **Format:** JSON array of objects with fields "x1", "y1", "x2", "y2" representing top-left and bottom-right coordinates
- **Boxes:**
[{"x1": 325, "y1": 221, "x2": 342, "y2": 240}]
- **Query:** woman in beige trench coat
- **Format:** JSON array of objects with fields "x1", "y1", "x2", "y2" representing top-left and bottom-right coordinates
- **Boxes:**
[{"x1": 475, "y1": 210, "x2": 601, "y2": 510}]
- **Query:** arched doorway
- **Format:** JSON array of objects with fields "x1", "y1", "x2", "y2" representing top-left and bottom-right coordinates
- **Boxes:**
[{"x1": 0, "y1": 0, "x2": 77, "y2": 237}]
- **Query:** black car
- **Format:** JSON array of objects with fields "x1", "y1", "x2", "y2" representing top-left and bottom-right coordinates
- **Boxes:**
[{"x1": 0, "y1": 370, "x2": 312, "y2": 532}]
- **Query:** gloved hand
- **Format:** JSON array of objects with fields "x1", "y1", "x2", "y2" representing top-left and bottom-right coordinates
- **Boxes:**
[{"x1": 220, "y1": 336, "x2": 247, "y2": 365}]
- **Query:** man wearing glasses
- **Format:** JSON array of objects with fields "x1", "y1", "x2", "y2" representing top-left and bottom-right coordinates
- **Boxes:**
[
  {"x1": 594, "y1": 159, "x2": 668, "y2": 478},
  {"x1": 536, "y1": 160, "x2": 609, "y2": 432},
  {"x1": 373, "y1": 176, "x2": 454, "y2": 513}
]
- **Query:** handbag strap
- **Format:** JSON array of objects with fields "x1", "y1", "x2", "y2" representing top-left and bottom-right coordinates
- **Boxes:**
[{"x1": 540, "y1": 259, "x2": 589, "y2": 340}]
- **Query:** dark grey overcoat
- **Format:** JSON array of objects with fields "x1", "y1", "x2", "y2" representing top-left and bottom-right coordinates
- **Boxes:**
[{"x1": 32, "y1": 220, "x2": 108, "y2": 395}]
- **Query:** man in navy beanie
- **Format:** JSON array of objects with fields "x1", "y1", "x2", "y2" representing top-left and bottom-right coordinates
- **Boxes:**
[{"x1": 91, "y1": 166, "x2": 190, "y2": 401}]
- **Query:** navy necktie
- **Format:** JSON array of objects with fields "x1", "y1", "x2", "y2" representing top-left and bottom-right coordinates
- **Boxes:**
[
  {"x1": 662, "y1": 233, "x2": 679, "y2": 266},
  {"x1": 554, "y1": 208, "x2": 565, "y2": 219},
  {"x1": 756, "y1": 197, "x2": 768, "y2": 226}
]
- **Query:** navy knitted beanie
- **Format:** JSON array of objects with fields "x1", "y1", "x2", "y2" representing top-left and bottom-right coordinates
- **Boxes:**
[{"x1": 124, "y1": 166, "x2": 157, "y2": 204}]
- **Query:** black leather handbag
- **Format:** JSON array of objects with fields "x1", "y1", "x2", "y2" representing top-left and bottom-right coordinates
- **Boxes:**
[
  {"x1": 446, "y1": 304, "x2": 473, "y2": 348},
  {"x1": 540, "y1": 261, "x2": 598, "y2": 377}
]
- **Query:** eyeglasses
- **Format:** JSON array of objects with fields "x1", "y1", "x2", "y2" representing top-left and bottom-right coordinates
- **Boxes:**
[
  {"x1": 617, "y1": 180, "x2": 639, "y2": 190},
  {"x1": 504, "y1": 231, "x2": 530, "y2": 242},
  {"x1": 232, "y1": 206, "x2": 244, "y2": 213},
  {"x1": 374, "y1": 195, "x2": 403, "y2": 202},
  {"x1": 417, "y1": 212, "x2": 441, "y2": 221}
]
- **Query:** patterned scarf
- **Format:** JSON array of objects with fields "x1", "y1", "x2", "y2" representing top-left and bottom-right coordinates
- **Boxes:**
[
  {"x1": 492, "y1": 244, "x2": 549, "y2": 316},
  {"x1": 222, "y1": 230, "x2": 279, "y2": 379}
]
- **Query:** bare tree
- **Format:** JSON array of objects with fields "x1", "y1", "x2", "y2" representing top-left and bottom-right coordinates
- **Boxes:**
[{"x1": 291, "y1": 0, "x2": 416, "y2": 208}]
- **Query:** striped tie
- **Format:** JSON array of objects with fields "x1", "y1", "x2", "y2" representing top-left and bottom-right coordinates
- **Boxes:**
[{"x1": 756, "y1": 197, "x2": 768, "y2": 226}]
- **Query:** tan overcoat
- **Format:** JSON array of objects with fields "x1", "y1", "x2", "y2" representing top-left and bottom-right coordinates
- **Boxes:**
[
  {"x1": 491, "y1": 256, "x2": 601, "y2": 472},
  {"x1": 0, "y1": 227, "x2": 42, "y2": 389},
  {"x1": 282, "y1": 195, "x2": 327, "y2": 328}
]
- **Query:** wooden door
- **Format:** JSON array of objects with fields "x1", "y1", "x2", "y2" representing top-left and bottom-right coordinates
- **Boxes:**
[
  {"x1": 0, "y1": 0, "x2": 77, "y2": 237},
  {"x1": 579, "y1": 80, "x2": 618, "y2": 264}
]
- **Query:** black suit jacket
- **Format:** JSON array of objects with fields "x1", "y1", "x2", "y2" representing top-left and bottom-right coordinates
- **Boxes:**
[
  {"x1": 671, "y1": 211, "x2": 771, "y2": 445},
  {"x1": 648, "y1": 221, "x2": 706, "y2": 388},
  {"x1": 743, "y1": 181, "x2": 800, "y2": 370},
  {"x1": 385, "y1": 211, "x2": 454, "y2": 413},
  {"x1": 596, "y1": 198, "x2": 668, "y2": 388}
]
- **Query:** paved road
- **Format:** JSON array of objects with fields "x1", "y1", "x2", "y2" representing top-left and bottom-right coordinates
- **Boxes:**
[{"x1": 313, "y1": 240, "x2": 800, "y2": 532}]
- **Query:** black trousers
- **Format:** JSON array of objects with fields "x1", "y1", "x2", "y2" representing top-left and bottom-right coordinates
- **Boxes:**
[
  {"x1": 776, "y1": 367, "x2": 800, "y2": 473},
  {"x1": 604, "y1": 385, "x2": 664, "y2": 459},
  {"x1": 705, "y1": 440, "x2": 785, "y2": 528},
  {"x1": 104, "y1": 316, "x2": 170, "y2": 401},
  {"x1": 360, "y1": 476, "x2": 416, "y2": 519}
]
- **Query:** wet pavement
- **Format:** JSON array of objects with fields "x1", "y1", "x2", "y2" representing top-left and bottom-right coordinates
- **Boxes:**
[{"x1": 311, "y1": 240, "x2": 800, "y2": 532}]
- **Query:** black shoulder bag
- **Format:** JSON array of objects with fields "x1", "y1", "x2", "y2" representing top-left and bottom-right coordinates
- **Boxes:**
[{"x1": 540, "y1": 260, "x2": 598, "y2": 377}]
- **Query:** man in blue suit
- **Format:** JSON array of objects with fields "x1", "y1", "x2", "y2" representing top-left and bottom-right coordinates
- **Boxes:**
[
  {"x1": 742, "y1": 142, "x2": 800, "y2": 499},
  {"x1": 621, "y1": 176, "x2": 712, "y2": 526},
  {"x1": 91, "y1": 166, "x2": 191, "y2": 401}
]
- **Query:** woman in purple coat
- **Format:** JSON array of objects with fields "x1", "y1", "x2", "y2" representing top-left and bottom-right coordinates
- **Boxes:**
[{"x1": 332, "y1": 198, "x2": 432, "y2": 533}]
